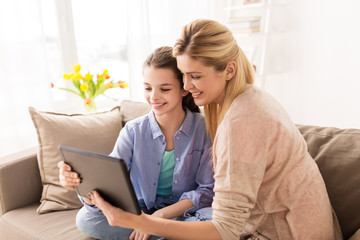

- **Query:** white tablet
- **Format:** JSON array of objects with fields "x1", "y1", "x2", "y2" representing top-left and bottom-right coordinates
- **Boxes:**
[{"x1": 58, "y1": 145, "x2": 141, "y2": 215}]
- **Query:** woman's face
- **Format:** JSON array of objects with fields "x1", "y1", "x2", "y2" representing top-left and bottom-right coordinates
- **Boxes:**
[
  {"x1": 143, "y1": 67, "x2": 186, "y2": 117},
  {"x1": 176, "y1": 54, "x2": 228, "y2": 106}
]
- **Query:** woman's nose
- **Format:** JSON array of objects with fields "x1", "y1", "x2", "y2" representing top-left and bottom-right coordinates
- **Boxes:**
[{"x1": 182, "y1": 75, "x2": 192, "y2": 91}]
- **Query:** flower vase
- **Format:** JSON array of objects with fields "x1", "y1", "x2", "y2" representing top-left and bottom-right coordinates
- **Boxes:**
[{"x1": 84, "y1": 99, "x2": 97, "y2": 113}]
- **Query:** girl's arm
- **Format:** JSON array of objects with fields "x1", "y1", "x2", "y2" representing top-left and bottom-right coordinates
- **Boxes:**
[
  {"x1": 152, "y1": 199, "x2": 194, "y2": 219},
  {"x1": 90, "y1": 191, "x2": 222, "y2": 240}
]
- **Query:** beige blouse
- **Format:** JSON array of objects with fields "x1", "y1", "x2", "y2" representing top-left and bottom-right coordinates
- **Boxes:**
[{"x1": 211, "y1": 86, "x2": 342, "y2": 240}]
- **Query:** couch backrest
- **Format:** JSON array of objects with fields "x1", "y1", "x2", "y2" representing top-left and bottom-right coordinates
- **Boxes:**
[
  {"x1": 119, "y1": 101, "x2": 360, "y2": 238},
  {"x1": 120, "y1": 100, "x2": 151, "y2": 126},
  {"x1": 297, "y1": 124, "x2": 360, "y2": 239}
]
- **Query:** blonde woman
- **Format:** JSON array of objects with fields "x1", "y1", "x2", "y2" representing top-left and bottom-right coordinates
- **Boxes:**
[{"x1": 89, "y1": 19, "x2": 342, "y2": 240}]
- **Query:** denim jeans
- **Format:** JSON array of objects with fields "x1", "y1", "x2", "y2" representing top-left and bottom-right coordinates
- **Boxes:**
[{"x1": 76, "y1": 206, "x2": 212, "y2": 240}]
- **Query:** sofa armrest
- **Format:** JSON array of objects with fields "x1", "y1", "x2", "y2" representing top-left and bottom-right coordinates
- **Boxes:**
[{"x1": 0, "y1": 147, "x2": 42, "y2": 216}]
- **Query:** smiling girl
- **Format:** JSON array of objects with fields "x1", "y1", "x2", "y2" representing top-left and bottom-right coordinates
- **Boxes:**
[{"x1": 58, "y1": 46, "x2": 214, "y2": 240}]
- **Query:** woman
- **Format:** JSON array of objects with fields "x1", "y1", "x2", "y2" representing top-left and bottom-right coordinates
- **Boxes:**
[
  {"x1": 90, "y1": 20, "x2": 342, "y2": 240},
  {"x1": 58, "y1": 46, "x2": 214, "y2": 240}
]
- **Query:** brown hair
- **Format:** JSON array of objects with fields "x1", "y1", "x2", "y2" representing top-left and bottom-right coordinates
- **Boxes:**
[
  {"x1": 143, "y1": 46, "x2": 199, "y2": 113},
  {"x1": 173, "y1": 19, "x2": 255, "y2": 143}
]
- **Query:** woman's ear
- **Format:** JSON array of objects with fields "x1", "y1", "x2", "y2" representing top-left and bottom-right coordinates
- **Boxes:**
[{"x1": 225, "y1": 61, "x2": 237, "y2": 81}]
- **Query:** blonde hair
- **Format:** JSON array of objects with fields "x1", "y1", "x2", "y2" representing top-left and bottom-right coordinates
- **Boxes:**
[{"x1": 173, "y1": 19, "x2": 255, "y2": 144}]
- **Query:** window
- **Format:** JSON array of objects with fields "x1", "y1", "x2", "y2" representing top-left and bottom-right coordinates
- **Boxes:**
[{"x1": 41, "y1": 0, "x2": 130, "y2": 111}]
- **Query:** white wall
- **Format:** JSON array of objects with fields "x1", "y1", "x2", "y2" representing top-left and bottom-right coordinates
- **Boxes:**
[{"x1": 264, "y1": 0, "x2": 360, "y2": 129}]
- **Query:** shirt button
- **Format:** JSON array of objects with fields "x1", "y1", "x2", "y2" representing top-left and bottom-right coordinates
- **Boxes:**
[
  {"x1": 176, "y1": 157, "x2": 179, "y2": 161},
  {"x1": 153, "y1": 183, "x2": 156, "y2": 186},
  {"x1": 174, "y1": 180, "x2": 178, "y2": 184},
  {"x1": 176, "y1": 137, "x2": 179, "y2": 140},
  {"x1": 158, "y1": 162, "x2": 160, "y2": 166}
]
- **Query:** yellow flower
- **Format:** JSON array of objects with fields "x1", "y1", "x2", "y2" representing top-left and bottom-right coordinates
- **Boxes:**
[
  {"x1": 73, "y1": 64, "x2": 81, "y2": 73},
  {"x1": 84, "y1": 72, "x2": 92, "y2": 81},
  {"x1": 103, "y1": 69, "x2": 108, "y2": 76},
  {"x1": 75, "y1": 73, "x2": 83, "y2": 80},
  {"x1": 80, "y1": 84, "x2": 88, "y2": 92},
  {"x1": 70, "y1": 73, "x2": 75, "y2": 80},
  {"x1": 63, "y1": 73, "x2": 70, "y2": 80}
]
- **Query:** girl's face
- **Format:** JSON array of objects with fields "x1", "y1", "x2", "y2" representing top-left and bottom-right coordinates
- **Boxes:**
[
  {"x1": 176, "y1": 54, "x2": 228, "y2": 106},
  {"x1": 143, "y1": 67, "x2": 187, "y2": 117}
]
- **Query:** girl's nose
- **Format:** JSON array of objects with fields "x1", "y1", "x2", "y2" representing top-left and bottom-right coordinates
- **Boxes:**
[{"x1": 151, "y1": 89, "x2": 159, "y2": 100}]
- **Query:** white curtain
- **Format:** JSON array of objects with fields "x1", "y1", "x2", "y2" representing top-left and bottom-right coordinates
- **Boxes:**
[
  {"x1": 0, "y1": 0, "x2": 53, "y2": 157},
  {"x1": 0, "y1": 0, "x2": 224, "y2": 157},
  {"x1": 126, "y1": 0, "x2": 224, "y2": 101}
]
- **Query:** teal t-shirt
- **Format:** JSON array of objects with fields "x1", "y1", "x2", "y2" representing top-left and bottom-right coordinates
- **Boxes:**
[{"x1": 156, "y1": 150, "x2": 175, "y2": 196}]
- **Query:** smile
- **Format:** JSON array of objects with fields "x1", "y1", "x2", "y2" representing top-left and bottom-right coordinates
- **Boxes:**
[
  {"x1": 152, "y1": 102, "x2": 166, "y2": 108},
  {"x1": 190, "y1": 92, "x2": 202, "y2": 98}
]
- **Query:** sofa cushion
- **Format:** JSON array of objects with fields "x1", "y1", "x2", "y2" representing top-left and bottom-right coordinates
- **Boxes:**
[
  {"x1": 29, "y1": 106, "x2": 123, "y2": 214},
  {"x1": 297, "y1": 125, "x2": 360, "y2": 239},
  {"x1": 120, "y1": 99, "x2": 151, "y2": 126},
  {"x1": 0, "y1": 204, "x2": 92, "y2": 239}
]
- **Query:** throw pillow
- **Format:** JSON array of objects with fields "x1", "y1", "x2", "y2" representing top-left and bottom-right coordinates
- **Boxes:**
[
  {"x1": 29, "y1": 106, "x2": 123, "y2": 214},
  {"x1": 297, "y1": 124, "x2": 360, "y2": 239}
]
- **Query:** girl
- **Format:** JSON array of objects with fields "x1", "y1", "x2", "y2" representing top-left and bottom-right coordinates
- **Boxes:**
[
  {"x1": 90, "y1": 19, "x2": 342, "y2": 240},
  {"x1": 58, "y1": 46, "x2": 214, "y2": 240}
]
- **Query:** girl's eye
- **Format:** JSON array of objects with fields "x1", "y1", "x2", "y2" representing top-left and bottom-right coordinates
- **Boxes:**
[
  {"x1": 161, "y1": 88, "x2": 170, "y2": 92},
  {"x1": 191, "y1": 75, "x2": 201, "y2": 80},
  {"x1": 144, "y1": 87, "x2": 151, "y2": 91}
]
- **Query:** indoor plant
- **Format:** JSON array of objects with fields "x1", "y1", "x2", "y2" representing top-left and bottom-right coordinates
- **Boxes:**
[{"x1": 55, "y1": 64, "x2": 128, "y2": 112}]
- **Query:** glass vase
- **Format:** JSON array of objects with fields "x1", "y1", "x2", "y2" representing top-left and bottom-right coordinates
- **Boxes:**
[{"x1": 84, "y1": 99, "x2": 97, "y2": 113}]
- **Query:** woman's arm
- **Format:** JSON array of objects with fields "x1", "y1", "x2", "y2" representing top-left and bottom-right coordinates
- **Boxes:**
[{"x1": 89, "y1": 191, "x2": 222, "y2": 240}]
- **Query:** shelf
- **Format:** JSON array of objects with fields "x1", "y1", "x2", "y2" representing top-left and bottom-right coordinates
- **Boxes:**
[{"x1": 225, "y1": 0, "x2": 273, "y2": 88}]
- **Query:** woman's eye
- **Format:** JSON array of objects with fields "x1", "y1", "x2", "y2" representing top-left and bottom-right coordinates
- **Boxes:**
[
  {"x1": 144, "y1": 87, "x2": 151, "y2": 91},
  {"x1": 191, "y1": 75, "x2": 201, "y2": 80},
  {"x1": 161, "y1": 88, "x2": 170, "y2": 92}
]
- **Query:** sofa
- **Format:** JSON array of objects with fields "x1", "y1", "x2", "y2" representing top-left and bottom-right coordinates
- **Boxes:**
[{"x1": 0, "y1": 99, "x2": 359, "y2": 240}]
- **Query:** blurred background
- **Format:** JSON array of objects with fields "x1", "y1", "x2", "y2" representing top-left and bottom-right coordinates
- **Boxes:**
[{"x1": 1, "y1": 0, "x2": 360, "y2": 157}]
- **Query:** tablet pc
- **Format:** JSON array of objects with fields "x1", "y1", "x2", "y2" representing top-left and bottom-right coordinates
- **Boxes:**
[{"x1": 58, "y1": 145, "x2": 141, "y2": 215}]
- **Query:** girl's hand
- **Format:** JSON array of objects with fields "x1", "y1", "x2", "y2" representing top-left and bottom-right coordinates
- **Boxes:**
[
  {"x1": 129, "y1": 229, "x2": 151, "y2": 240},
  {"x1": 57, "y1": 161, "x2": 80, "y2": 190}
]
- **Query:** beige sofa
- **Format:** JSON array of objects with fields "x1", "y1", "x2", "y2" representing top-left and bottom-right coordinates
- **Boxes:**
[{"x1": 0, "y1": 100, "x2": 359, "y2": 240}]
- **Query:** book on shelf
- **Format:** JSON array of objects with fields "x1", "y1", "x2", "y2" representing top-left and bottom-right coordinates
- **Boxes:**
[
  {"x1": 228, "y1": 20, "x2": 260, "y2": 28},
  {"x1": 231, "y1": 27, "x2": 260, "y2": 34},
  {"x1": 227, "y1": 16, "x2": 261, "y2": 34},
  {"x1": 244, "y1": 0, "x2": 262, "y2": 4},
  {"x1": 227, "y1": 16, "x2": 261, "y2": 23}
]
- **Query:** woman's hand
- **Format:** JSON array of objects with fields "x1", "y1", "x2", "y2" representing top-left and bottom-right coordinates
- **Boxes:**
[
  {"x1": 128, "y1": 209, "x2": 165, "y2": 240},
  {"x1": 89, "y1": 190, "x2": 139, "y2": 229},
  {"x1": 57, "y1": 161, "x2": 80, "y2": 190}
]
